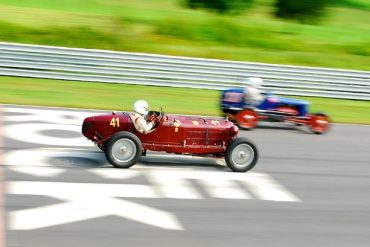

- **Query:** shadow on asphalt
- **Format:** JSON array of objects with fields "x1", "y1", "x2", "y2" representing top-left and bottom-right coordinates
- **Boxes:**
[{"x1": 49, "y1": 151, "x2": 228, "y2": 171}]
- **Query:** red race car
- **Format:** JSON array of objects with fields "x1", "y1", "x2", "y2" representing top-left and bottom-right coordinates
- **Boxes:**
[{"x1": 82, "y1": 109, "x2": 259, "y2": 172}]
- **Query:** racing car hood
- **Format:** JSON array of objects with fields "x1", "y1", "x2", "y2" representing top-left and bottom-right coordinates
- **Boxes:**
[
  {"x1": 165, "y1": 114, "x2": 239, "y2": 138},
  {"x1": 271, "y1": 96, "x2": 309, "y2": 106}
]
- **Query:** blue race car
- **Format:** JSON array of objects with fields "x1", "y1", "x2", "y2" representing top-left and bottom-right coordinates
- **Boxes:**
[{"x1": 220, "y1": 88, "x2": 330, "y2": 134}]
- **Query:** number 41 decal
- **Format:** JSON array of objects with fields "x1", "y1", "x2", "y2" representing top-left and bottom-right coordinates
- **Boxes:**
[{"x1": 110, "y1": 117, "x2": 120, "y2": 127}]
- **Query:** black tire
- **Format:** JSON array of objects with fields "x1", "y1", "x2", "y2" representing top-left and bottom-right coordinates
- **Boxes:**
[
  {"x1": 104, "y1": 132, "x2": 142, "y2": 168},
  {"x1": 309, "y1": 113, "x2": 330, "y2": 135},
  {"x1": 236, "y1": 108, "x2": 258, "y2": 130},
  {"x1": 225, "y1": 138, "x2": 259, "y2": 172}
]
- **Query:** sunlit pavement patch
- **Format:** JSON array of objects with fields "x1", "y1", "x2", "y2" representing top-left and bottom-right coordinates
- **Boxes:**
[{"x1": 3, "y1": 106, "x2": 301, "y2": 231}]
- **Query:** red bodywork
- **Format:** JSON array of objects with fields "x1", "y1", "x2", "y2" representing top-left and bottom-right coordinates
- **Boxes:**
[{"x1": 82, "y1": 111, "x2": 239, "y2": 156}]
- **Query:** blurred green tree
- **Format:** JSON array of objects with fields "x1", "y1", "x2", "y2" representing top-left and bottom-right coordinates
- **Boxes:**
[
  {"x1": 186, "y1": 0, "x2": 253, "y2": 14},
  {"x1": 274, "y1": 0, "x2": 331, "y2": 23}
]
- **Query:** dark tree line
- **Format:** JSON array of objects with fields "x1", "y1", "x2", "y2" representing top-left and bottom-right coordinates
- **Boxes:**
[
  {"x1": 185, "y1": 0, "x2": 331, "y2": 22},
  {"x1": 274, "y1": 0, "x2": 330, "y2": 22},
  {"x1": 186, "y1": 0, "x2": 253, "y2": 14}
]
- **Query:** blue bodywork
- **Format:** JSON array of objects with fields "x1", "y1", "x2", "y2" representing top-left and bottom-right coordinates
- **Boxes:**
[{"x1": 221, "y1": 88, "x2": 309, "y2": 117}]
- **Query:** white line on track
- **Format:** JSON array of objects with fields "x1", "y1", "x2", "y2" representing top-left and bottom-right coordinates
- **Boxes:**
[{"x1": 8, "y1": 181, "x2": 183, "y2": 230}]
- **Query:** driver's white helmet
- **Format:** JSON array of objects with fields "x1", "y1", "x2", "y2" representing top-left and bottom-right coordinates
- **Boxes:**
[
  {"x1": 244, "y1": 77, "x2": 263, "y2": 89},
  {"x1": 133, "y1": 100, "x2": 149, "y2": 115}
]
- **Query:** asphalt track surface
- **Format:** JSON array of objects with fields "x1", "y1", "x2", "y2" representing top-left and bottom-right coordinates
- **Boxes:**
[{"x1": 1, "y1": 105, "x2": 370, "y2": 247}]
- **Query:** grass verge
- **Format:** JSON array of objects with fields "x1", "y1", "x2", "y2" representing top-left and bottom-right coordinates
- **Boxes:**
[{"x1": 1, "y1": 76, "x2": 369, "y2": 124}]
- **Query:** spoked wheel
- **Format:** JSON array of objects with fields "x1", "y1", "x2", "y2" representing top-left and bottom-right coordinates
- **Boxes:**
[
  {"x1": 225, "y1": 138, "x2": 259, "y2": 172},
  {"x1": 310, "y1": 113, "x2": 330, "y2": 134},
  {"x1": 105, "y1": 132, "x2": 142, "y2": 168},
  {"x1": 236, "y1": 109, "x2": 258, "y2": 130}
]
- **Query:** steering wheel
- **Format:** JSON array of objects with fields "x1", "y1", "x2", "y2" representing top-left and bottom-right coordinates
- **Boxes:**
[
  {"x1": 156, "y1": 110, "x2": 164, "y2": 124},
  {"x1": 147, "y1": 110, "x2": 165, "y2": 128},
  {"x1": 147, "y1": 112, "x2": 157, "y2": 122},
  {"x1": 146, "y1": 111, "x2": 160, "y2": 127}
]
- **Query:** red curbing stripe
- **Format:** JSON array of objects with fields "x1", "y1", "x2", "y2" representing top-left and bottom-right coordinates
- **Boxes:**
[{"x1": 0, "y1": 105, "x2": 5, "y2": 247}]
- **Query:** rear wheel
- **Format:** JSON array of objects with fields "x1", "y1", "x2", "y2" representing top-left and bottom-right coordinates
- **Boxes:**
[
  {"x1": 310, "y1": 113, "x2": 330, "y2": 134},
  {"x1": 236, "y1": 109, "x2": 258, "y2": 130},
  {"x1": 105, "y1": 132, "x2": 142, "y2": 168},
  {"x1": 225, "y1": 138, "x2": 259, "y2": 172}
]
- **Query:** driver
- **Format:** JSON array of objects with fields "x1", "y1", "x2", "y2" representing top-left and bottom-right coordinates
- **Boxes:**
[
  {"x1": 243, "y1": 77, "x2": 265, "y2": 106},
  {"x1": 129, "y1": 100, "x2": 156, "y2": 134}
]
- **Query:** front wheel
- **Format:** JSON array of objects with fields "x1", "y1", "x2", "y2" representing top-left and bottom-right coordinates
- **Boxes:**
[
  {"x1": 310, "y1": 113, "x2": 330, "y2": 134},
  {"x1": 236, "y1": 108, "x2": 258, "y2": 130},
  {"x1": 105, "y1": 132, "x2": 142, "y2": 168},
  {"x1": 225, "y1": 138, "x2": 259, "y2": 172}
]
